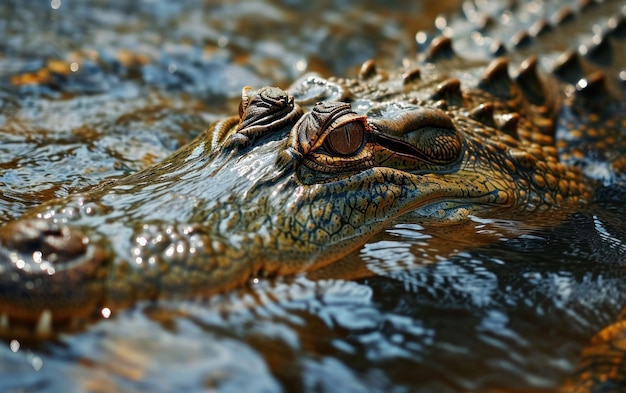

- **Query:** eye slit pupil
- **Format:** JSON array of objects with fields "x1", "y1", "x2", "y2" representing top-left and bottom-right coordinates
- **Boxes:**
[{"x1": 325, "y1": 122, "x2": 365, "y2": 156}]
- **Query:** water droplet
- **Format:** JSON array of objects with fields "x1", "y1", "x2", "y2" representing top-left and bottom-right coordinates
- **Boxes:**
[
  {"x1": 9, "y1": 340, "x2": 20, "y2": 353},
  {"x1": 32, "y1": 251, "x2": 43, "y2": 264},
  {"x1": 294, "y1": 59, "x2": 307, "y2": 72},
  {"x1": 415, "y1": 31, "x2": 428, "y2": 45},
  {"x1": 217, "y1": 36, "x2": 229, "y2": 48},
  {"x1": 136, "y1": 236, "x2": 148, "y2": 247},
  {"x1": 101, "y1": 307, "x2": 112, "y2": 319},
  {"x1": 435, "y1": 15, "x2": 447, "y2": 30},
  {"x1": 31, "y1": 356, "x2": 43, "y2": 371}
]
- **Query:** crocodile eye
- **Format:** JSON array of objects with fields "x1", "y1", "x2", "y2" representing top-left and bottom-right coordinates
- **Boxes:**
[{"x1": 323, "y1": 122, "x2": 365, "y2": 156}]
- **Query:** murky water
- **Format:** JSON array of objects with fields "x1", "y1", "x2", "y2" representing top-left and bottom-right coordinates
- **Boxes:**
[{"x1": 1, "y1": 1, "x2": 626, "y2": 392}]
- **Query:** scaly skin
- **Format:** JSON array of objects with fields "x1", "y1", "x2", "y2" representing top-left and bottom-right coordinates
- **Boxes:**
[
  {"x1": 0, "y1": 0, "x2": 625, "y2": 390},
  {"x1": 0, "y1": 57, "x2": 596, "y2": 324}
]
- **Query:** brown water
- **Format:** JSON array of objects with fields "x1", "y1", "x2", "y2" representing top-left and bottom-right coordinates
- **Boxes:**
[{"x1": 1, "y1": 1, "x2": 626, "y2": 392}]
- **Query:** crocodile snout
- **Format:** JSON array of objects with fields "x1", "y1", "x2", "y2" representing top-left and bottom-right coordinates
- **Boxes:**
[{"x1": 0, "y1": 218, "x2": 90, "y2": 264}]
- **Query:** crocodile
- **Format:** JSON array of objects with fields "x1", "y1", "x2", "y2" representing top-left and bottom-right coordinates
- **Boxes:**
[{"x1": 1, "y1": 0, "x2": 626, "y2": 390}]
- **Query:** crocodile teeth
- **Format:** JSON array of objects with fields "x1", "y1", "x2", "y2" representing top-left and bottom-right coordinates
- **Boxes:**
[{"x1": 35, "y1": 309, "x2": 52, "y2": 337}]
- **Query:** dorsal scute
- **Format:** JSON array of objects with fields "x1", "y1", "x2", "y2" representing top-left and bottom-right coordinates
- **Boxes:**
[
  {"x1": 469, "y1": 103, "x2": 496, "y2": 128},
  {"x1": 551, "y1": 50, "x2": 583, "y2": 84},
  {"x1": 431, "y1": 78, "x2": 463, "y2": 106},
  {"x1": 358, "y1": 59, "x2": 378, "y2": 81},
  {"x1": 573, "y1": 71, "x2": 612, "y2": 111},
  {"x1": 424, "y1": 36, "x2": 456, "y2": 62},
  {"x1": 515, "y1": 55, "x2": 547, "y2": 106},
  {"x1": 478, "y1": 58, "x2": 513, "y2": 99}
]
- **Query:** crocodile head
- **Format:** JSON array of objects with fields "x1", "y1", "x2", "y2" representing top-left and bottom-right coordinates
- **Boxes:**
[{"x1": 0, "y1": 76, "x2": 586, "y2": 331}]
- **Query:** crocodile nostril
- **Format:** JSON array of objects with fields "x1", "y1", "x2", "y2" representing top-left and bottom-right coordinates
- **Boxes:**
[
  {"x1": 0, "y1": 218, "x2": 109, "y2": 324},
  {"x1": 0, "y1": 218, "x2": 89, "y2": 266}
]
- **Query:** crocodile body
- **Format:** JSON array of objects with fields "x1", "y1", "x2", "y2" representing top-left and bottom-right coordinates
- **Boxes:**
[{"x1": 0, "y1": 0, "x2": 625, "y2": 390}]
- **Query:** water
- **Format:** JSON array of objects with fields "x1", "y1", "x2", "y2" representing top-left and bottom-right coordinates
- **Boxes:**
[
  {"x1": 2, "y1": 208, "x2": 625, "y2": 392},
  {"x1": 1, "y1": 1, "x2": 626, "y2": 392}
]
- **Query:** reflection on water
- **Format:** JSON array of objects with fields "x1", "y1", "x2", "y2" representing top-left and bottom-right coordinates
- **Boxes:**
[
  {"x1": 1, "y1": 205, "x2": 625, "y2": 392},
  {"x1": 1, "y1": 0, "x2": 626, "y2": 392}
]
